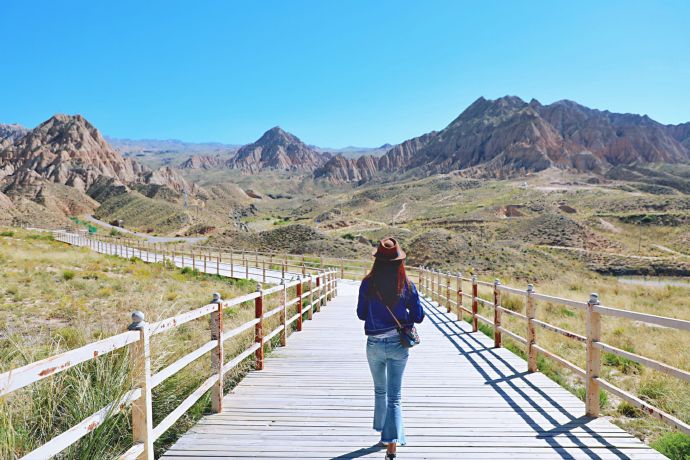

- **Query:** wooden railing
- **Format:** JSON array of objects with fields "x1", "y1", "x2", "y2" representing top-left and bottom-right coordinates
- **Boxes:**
[
  {"x1": 1, "y1": 231, "x2": 338, "y2": 460},
  {"x1": 44, "y1": 225, "x2": 410, "y2": 281},
  {"x1": 188, "y1": 244, "x2": 425, "y2": 283},
  {"x1": 417, "y1": 267, "x2": 690, "y2": 436}
]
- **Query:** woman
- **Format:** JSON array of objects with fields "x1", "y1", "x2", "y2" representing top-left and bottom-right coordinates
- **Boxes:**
[{"x1": 357, "y1": 238, "x2": 425, "y2": 459}]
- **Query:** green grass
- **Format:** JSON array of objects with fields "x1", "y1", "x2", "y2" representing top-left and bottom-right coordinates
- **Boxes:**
[{"x1": 650, "y1": 432, "x2": 690, "y2": 460}]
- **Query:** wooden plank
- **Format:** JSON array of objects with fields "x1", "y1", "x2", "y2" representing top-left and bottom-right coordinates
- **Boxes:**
[
  {"x1": 0, "y1": 330, "x2": 139, "y2": 396},
  {"x1": 593, "y1": 341, "x2": 690, "y2": 382},
  {"x1": 594, "y1": 304, "x2": 690, "y2": 331},
  {"x1": 149, "y1": 304, "x2": 217, "y2": 336},
  {"x1": 596, "y1": 377, "x2": 690, "y2": 435},
  {"x1": 20, "y1": 388, "x2": 140, "y2": 460},
  {"x1": 533, "y1": 319, "x2": 586, "y2": 343},
  {"x1": 153, "y1": 373, "x2": 218, "y2": 440},
  {"x1": 162, "y1": 280, "x2": 663, "y2": 460},
  {"x1": 151, "y1": 340, "x2": 217, "y2": 388}
]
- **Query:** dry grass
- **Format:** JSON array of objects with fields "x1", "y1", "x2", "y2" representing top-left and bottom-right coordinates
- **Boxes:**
[
  {"x1": 464, "y1": 269, "x2": 690, "y2": 445},
  {"x1": 0, "y1": 228, "x2": 278, "y2": 458}
]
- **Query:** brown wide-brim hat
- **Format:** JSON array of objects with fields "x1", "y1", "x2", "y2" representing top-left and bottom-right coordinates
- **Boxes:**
[{"x1": 373, "y1": 237, "x2": 406, "y2": 261}]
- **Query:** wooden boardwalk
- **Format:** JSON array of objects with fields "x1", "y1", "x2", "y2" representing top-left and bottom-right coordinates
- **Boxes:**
[{"x1": 162, "y1": 280, "x2": 665, "y2": 460}]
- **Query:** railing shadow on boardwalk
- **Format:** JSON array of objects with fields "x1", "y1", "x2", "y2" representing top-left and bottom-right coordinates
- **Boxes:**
[
  {"x1": 421, "y1": 296, "x2": 633, "y2": 460},
  {"x1": 329, "y1": 444, "x2": 385, "y2": 460}
]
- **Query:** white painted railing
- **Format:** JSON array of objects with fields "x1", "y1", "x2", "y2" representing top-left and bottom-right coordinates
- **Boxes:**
[
  {"x1": 2, "y1": 230, "x2": 338, "y2": 460},
  {"x1": 418, "y1": 267, "x2": 690, "y2": 436}
]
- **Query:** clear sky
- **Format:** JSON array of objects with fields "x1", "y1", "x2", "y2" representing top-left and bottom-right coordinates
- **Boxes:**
[{"x1": 1, "y1": 0, "x2": 689, "y2": 147}]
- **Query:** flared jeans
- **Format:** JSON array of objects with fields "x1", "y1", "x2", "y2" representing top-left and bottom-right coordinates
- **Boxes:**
[{"x1": 366, "y1": 335, "x2": 409, "y2": 445}]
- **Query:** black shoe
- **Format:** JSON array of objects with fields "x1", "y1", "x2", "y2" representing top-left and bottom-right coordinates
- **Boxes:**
[{"x1": 385, "y1": 453, "x2": 396, "y2": 460}]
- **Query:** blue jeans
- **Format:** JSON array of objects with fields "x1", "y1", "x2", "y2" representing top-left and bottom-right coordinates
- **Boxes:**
[{"x1": 366, "y1": 335, "x2": 409, "y2": 445}]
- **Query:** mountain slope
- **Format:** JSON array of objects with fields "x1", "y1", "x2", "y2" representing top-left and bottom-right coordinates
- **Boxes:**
[
  {"x1": 315, "y1": 96, "x2": 690, "y2": 183},
  {"x1": 0, "y1": 115, "x2": 146, "y2": 191},
  {"x1": 231, "y1": 127, "x2": 327, "y2": 172},
  {"x1": 0, "y1": 114, "x2": 199, "y2": 226}
]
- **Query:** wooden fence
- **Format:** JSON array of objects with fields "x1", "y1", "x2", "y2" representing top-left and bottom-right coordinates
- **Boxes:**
[
  {"x1": 1, "y1": 231, "x2": 338, "y2": 460},
  {"x1": 56, "y1": 230, "x2": 373, "y2": 283},
  {"x1": 417, "y1": 267, "x2": 690, "y2": 436},
  {"x1": 41, "y1": 226, "x2": 415, "y2": 281}
]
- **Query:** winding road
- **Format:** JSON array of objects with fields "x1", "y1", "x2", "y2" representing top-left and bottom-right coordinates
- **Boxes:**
[{"x1": 84, "y1": 215, "x2": 207, "y2": 244}]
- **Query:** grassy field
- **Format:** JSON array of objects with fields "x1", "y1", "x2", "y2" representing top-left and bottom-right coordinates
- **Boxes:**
[{"x1": 0, "y1": 228, "x2": 299, "y2": 458}]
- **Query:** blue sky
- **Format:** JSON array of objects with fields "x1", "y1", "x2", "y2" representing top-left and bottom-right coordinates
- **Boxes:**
[{"x1": 1, "y1": 0, "x2": 689, "y2": 147}]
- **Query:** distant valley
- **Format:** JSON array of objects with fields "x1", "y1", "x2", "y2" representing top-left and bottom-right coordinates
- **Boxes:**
[{"x1": 1, "y1": 95, "x2": 688, "y2": 278}]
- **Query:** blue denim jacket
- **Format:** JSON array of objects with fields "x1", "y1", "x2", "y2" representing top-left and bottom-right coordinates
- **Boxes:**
[{"x1": 357, "y1": 279, "x2": 425, "y2": 335}]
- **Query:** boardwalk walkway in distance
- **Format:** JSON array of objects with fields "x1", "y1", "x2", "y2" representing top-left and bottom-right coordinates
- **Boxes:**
[{"x1": 162, "y1": 280, "x2": 664, "y2": 460}]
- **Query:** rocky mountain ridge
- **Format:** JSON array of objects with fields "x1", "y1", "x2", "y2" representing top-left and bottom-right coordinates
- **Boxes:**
[
  {"x1": 0, "y1": 123, "x2": 29, "y2": 147},
  {"x1": 229, "y1": 126, "x2": 329, "y2": 172},
  {"x1": 178, "y1": 154, "x2": 230, "y2": 169},
  {"x1": 315, "y1": 96, "x2": 690, "y2": 183},
  {"x1": 0, "y1": 114, "x2": 196, "y2": 224}
]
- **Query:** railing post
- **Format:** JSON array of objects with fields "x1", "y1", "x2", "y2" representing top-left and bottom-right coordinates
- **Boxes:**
[
  {"x1": 331, "y1": 269, "x2": 338, "y2": 298},
  {"x1": 203, "y1": 253, "x2": 207, "y2": 273},
  {"x1": 262, "y1": 260, "x2": 266, "y2": 283},
  {"x1": 340, "y1": 259, "x2": 344, "y2": 279},
  {"x1": 128, "y1": 311, "x2": 153, "y2": 460},
  {"x1": 446, "y1": 271, "x2": 451, "y2": 313},
  {"x1": 216, "y1": 255, "x2": 220, "y2": 275},
  {"x1": 210, "y1": 293, "x2": 224, "y2": 412},
  {"x1": 308, "y1": 275, "x2": 314, "y2": 320},
  {"x1": 316, "y1": 274, "x2": 322, "y2": 313},
  {"x1": 302, "y1": 256, "x2": 306, "y2": 277},
  {"x1": 493, "y1": 279, "x2": 501, "y2": 348},
  {"x1": 586, "y1": 293, "x2": 601, "y2": 417},
  {"x1": 327, "y1": 272, "x2": 331, "y2": 301},
  {"x1": 245, "y1": 257, "x2": 249, "y2": 279},
  {"x1": 456, "y1": 272, "x2": 462, "y2": 319},
  {"x1": 281, "y1": 259, "x2": 286, "y2": 279},
  {"x1": 255, "y1": 283, "x2": 264, "y2": 370},
  {"x1": 230, "y1": 250, "x2": 234, "y2": 277},
  {"x1": 471, "y1": 275, "x2": 478, "y2": 332},
  {"x1": 296, "y1": 277, "x2": 303, "y2": 331},
  {"x1": 526, "y1": 284, "x2": 537, "y2": 372},
  {"x1": 280, "y1": 280, "x2": 287, "y2": 346}
]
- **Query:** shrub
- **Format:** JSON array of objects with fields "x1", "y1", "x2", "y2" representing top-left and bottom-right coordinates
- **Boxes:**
[
  {"x1": 62, "y1": 270, "x2": 76, "y2": 281},
  {"x1": 639, "y1": 377, "x2": 673, "y2": 412},
  {"x1": 0, "y1": 231, "x2": 15, "y2": 237},
  {"x1": 650, "y1": 432, "x2": 690, "y2": 460},
  {"x1": 26, "y1": 233, "x2": 53, "y2": 241},
  {"x1": 180, "y1": 266, "x2": 199, "y2": 276},
  {"x1": 617, "y1": 401, "x2": 641, "y2": 418},
  {"x1": 603, "y1": 351, "x2": 642, "y2": 374}
]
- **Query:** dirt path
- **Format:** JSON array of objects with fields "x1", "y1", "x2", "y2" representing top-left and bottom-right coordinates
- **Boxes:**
[
  {"x1": 598, "y1": 218, "x2": 621, "y2": 233},
  {"x1": 392, "y1": 202, "x2": 407, "y2": 223},
  {"x1": 84, "y1": 215, "x2": 207, "y2": 244}
]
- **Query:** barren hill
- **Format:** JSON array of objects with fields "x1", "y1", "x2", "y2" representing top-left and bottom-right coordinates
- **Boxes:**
[
  {"x1": 230, "y1": 127, "x2": 328, "y2": 172},
  {"x1": 0, "y1": 114, "x2": 199, "y2": 226},
  {"x1": 315, "y1": 96, "x2": 690, "y2": 183}
]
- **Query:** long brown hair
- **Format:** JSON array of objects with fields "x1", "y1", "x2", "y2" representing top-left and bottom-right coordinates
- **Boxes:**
[{"x1": 364, "y1": 258, "x2": 409, "y2": 306}]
